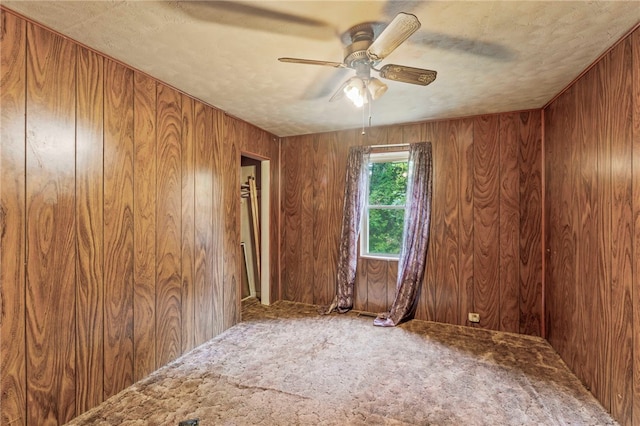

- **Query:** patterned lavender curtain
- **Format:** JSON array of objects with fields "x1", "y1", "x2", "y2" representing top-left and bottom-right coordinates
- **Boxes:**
[
  {"x1": 323, "y1": 145, "x2": 371, "y2": 314},
  {"x1": 374, "y1": 142, "x2": 433, "y2": 326}
]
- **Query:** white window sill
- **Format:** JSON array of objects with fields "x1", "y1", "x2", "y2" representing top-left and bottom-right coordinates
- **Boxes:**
[{"x1": 359, "y1": 254, "x2": 400, "y2": 262}]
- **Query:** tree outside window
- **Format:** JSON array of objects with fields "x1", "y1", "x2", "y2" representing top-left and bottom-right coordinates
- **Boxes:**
[{"x1": 361, "y1": 151, "x2": 408, "y2": 258}]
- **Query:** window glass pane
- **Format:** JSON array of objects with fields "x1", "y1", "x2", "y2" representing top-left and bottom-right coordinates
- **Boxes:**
[
  {"x1": 368, "y1": 161, "x2": 408, "y2": 206},
  {"x1": 368, "y1": 208, "x2": 405, "y2": 255}
]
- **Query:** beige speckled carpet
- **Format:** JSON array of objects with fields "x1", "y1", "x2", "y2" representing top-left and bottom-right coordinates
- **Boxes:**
[{"x1": 69, "y1": 299, "x2": 615, "y2": 425}]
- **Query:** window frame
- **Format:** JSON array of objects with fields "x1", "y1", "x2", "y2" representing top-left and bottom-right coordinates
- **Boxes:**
[{"x1": 360, "y1": 150, "x2": 409, "y2": 260}]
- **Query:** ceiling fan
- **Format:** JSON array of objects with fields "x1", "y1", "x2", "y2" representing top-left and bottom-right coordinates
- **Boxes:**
[{"x1": 278, "y1": 12, "x2": 437, "y2": 107}]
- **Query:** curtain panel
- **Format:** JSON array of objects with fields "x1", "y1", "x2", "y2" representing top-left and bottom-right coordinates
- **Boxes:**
[
  {"x1": 374, "y1": 142, "x2": 433, "y2": 326},
  {"x1": 324, "y1": 145, "x2": 371, "y2": 314}
]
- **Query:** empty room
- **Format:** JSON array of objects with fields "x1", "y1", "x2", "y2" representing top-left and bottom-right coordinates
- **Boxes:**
[{"x1": 1, "y1": 1, "x2": 639, "y2": 425}]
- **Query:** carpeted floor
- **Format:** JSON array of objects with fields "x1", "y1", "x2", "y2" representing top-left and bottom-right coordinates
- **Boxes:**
[{"x1": 68, "y1": 299, "x2": 616, "y2": 425}]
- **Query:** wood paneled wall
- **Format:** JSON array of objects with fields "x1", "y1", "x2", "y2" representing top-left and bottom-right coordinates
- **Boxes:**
[
  {"x1": 281, "y1": 111, "x2": 543, "y2": 336},
  {"x1": 544, "y1": 26, "x2": 639, "y2": 426},
  {"x1": 0, "y1": 10, "x2": 279, "y2": 425}
]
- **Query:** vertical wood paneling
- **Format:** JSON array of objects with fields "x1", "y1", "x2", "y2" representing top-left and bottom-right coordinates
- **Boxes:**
[
  {"x1": 103, "y1": 59, "x2": 134, "y2": 400},
  {"x1": 355, "y1": 256, "x2": 368, "y2": 311},
  {"x1": 156, "y1": 84, "x2": 182, "y2": 366},
  {"x1": 519, "y1": 111, "x2": 542, "y2": 336},
  {"x1": 299, "y1": 135, "x2": 314, "y2": 305},
  {"x1": 545, "y1": 90, "x2": 572, "y2": 357},
  {"x1": 194, "y1": 101, "x2": 213, "y2": 344},
  {"x1": 282, "y1": 137, "x2": 302, "y2": 301},
  {"x1": 473, "y1": 115, "x2": 500, "y2": 330},
  {"x1": 2, "y1": 12, "x2": 281, "y2": 424},
  {"x1": 608, "y1": 38, "x2": 634, "y2": 423},
  {"x1": 270, "y1": 139, "x2": 281, "y2": 304},
  {"x1": 545, "y1": 27, "x2": 639, "y2": 426},
  {"x1": 25, "y1": 22, "x2": 77, "y2": 424},
  {"x1": 498, "y1": 113, "x2": 520, "y2": 333},
  {"x1": 366, "y1": 259, "x2": 387, "y2": 313},
  {"x1": 75, "y1": 46, "x2": 104, "y2": 413},
  {"x1": 592, "y1": 55, "x2": 617, "y2": 410},
  {"x1": 313, "y1": 134, "x2": 330, "y2": 305},
  {"x1": 0, "y1": 10, "x2": 26, "y2": 426},
  {"x1": 387, "y1": 261, "x2": 398, "y2": 310},
  {"x1": 570, "y1": 60, "x2": 596, "y2": 407},
  {"x1": 281, "y1": 113, "x2": 540, "y2": 335},
  {"x1": 458, "y1": 118, "x2": 475, "y2": 326},
  {"x1": 223, "y1": 117, "x2": 240, "y2": 329},
  {"x1": 428, "y1": 122, "x2": 445, "y2": 323},
  {"x1": 133, "y1": 72, "x2": 157, "y2": 381},
  {"x1": 181, "y1": 95, "x2": 196, "y2": 353},
  {"x1": 632, "y1": 27, "x2": 640, "y2": 426},
  {"x1": 211, "y1": 109, "x2": 225, "y2": 335},
  {"x1": 436, "y1": 121, "x2": 461, "y2": 325}
]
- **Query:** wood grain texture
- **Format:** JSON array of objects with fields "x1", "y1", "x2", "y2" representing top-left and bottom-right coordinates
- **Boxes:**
[
  {"x1": 0, "y1": 10, "x2": 26, "y2": 426},
  {"x1": 269, "y1": 139, "x2": 281, "y2": 304},
  {"x1": 133, "y1": 71, "x2": 157, "y2": 381},
  {"x1": 593, "y1": 52, "x2": 612, "y2": 410},
  {"x1": 632, "y1": 26, "x2": 640, "y2": 426},
  {"x1": 574, "y1": 70, "x2": 592, "y2": 389},
  {"x1": 25, "y1": 22, "x2": 77, "y2": 424},
  {"x1": 544, "y1": 89, "x2": 573, "y2": 358},
  {"x1": 282, "y1": 137, "x2": 302, "y2": 301},
  {"x1": 457, "y1": 118, "x2": 475, "y2": 326},
  {"x1": 281, "y1": 113, "x2": 542, "y2": 335},
  {"x1": 194, "y1": 101, "x2": 214, "y2": 345},
  {"x1": 355, "y1": 256, "x2": 368, "y2": 311},
  {"x1": 2, "y1": 13, "x2": 284, "y2": 424},
  {"x1": 387, "y1": 261, "x2": 398, "y2": 311},
  {"x1": 473, "y1": 115, "x2": 500, "y2": 330},
  {"x1": 211, "y1": 108, "x2": 226, "y2": 336},
  {"x1": 498, "y1": 113, "x2": 520, "y2": 333},
  {"x1": 312, "y1": 134, "x2": 330, "y2": 305},
  {"x1": 181, "y1": 95, "x2": 196, "y2": 353},
  {"x1": 156, "y1": 84, "x2": 183, "y2": 366},
  {"x1": 366, "y1": 259, "x2": 387, "y2": 313},
  {"x1": 223, "y1": 117, "x2": 240, "y2": 329},
  {"x1": 518, "y1": 111, "x2": 542, "y2": 336},
  {"x1": 436, "y1": 121, "x2": 461, "y2": 325},
  {"x1": 299, "y1": 135, "x2": 315, "y2": 305},
  {"x1": 75, "y1": 46, "x2": 104, "y2": 414},
  {"x1": 607, "y1": 38, "x2": 634, "y2": 423},
  {"x1": 544, "y1": 27, "x2": 639, "y2": 426},
  {"x1": 103, "y1": 58, "x2": 134, "y2": 400}
]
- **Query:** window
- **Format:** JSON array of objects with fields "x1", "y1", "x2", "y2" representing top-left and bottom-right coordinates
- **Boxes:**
[{"x1": 361, "y1": 151, "x2": 409, "y2": 259}]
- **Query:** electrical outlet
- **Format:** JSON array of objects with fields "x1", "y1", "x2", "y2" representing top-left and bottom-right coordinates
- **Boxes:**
[{"x1": 468, "y1": 312, "x2": 480, "y2": 323}]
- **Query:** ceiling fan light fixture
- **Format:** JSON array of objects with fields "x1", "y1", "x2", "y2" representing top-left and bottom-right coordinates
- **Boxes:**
[
  {"x1": 367, "y1": 77, "x2": 388, "y2": 100},
  {"x1": 344, "y1": 77, "x2": 367, "y2": 108}
]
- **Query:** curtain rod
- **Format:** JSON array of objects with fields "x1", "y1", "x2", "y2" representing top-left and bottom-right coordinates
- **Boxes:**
[{"x1": 369, "y1": 143, "x2": 410, "y2": 148}]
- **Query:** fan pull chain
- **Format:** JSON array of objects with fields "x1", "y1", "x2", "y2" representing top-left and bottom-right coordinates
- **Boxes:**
[{"x1": 361, "y1": 96, "x2": 366, "y2": 135}]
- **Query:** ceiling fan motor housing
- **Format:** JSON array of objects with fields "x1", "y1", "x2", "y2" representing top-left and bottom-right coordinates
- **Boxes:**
[
  {"x1": 344, "y1": 41, "x2": 372, "y2": 69},
  {"x1": 343, "y1": 23, "x2": 376, "y2": 69}
]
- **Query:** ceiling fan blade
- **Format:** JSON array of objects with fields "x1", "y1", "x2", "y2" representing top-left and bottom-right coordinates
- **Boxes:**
[
  {"x1": 378, "y1": 64, "x2": 437, "y2": 86},
  {"x1": 278, "y1": 58, "x2": 345, "y2": 68},
  {"x1": 366, "y1": 12, "x2": 421, "y2": 62},
  {"x1": 175, "y1": 1, "x2": 335, "y2": 40}
]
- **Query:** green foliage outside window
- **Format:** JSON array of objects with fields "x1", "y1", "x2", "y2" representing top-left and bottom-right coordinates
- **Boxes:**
[{"x1": 366, "y1": 160, "x2": 408, "y2": 256}]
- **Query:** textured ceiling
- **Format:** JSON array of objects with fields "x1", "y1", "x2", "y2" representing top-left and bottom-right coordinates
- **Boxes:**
[{"x1": 2, "y1": 1, "x2": 639, "y2": 137}]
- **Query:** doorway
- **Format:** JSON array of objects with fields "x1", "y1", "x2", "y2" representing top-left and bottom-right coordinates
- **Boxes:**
[{"x1": 240, "y1": 155, "x2": 270, "y2": 305}]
